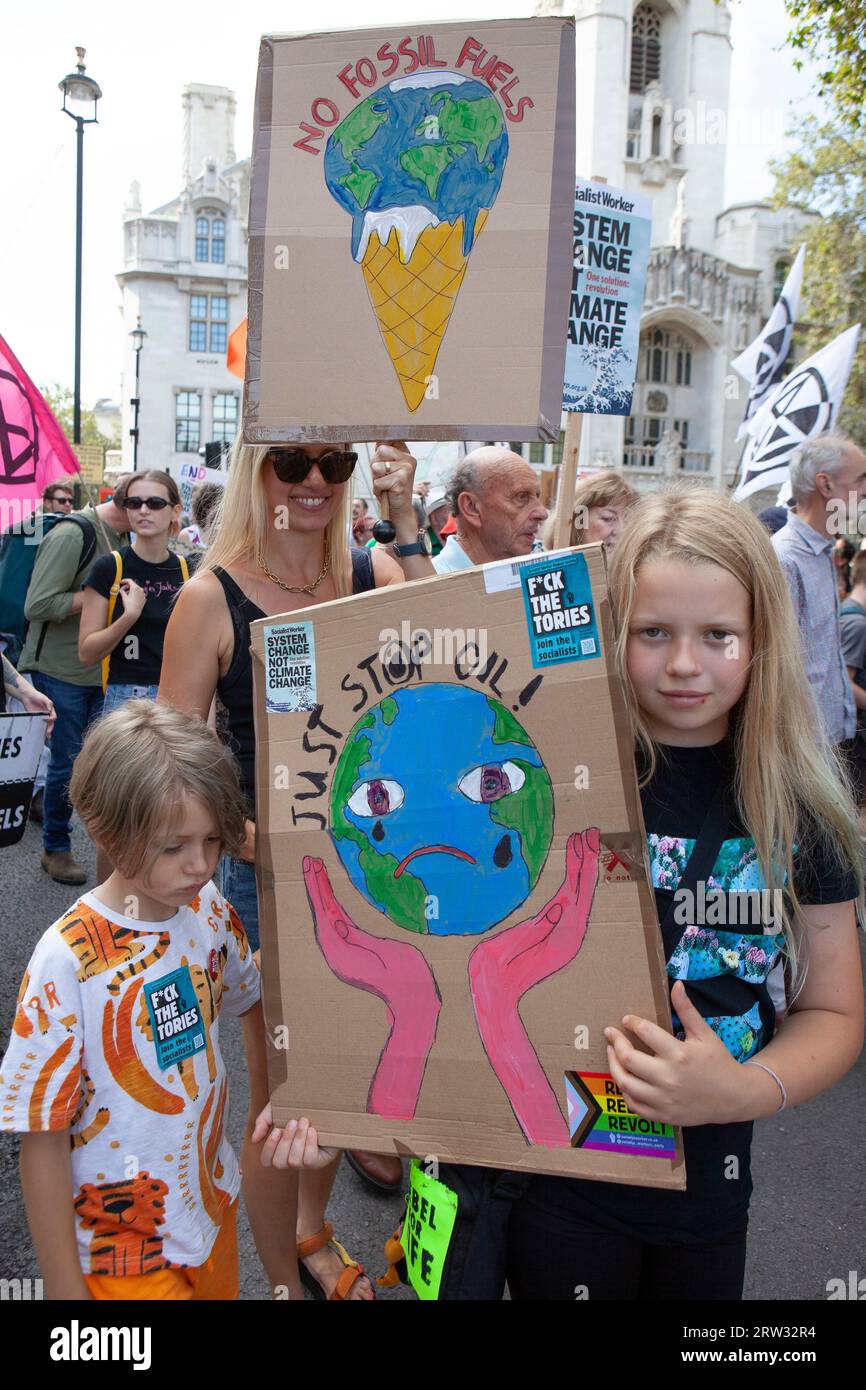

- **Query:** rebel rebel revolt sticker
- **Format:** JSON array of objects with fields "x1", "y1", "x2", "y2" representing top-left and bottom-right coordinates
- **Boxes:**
[
  {"x1": 565, "y1": 1070, "x2": 676, "y2": 1159},
  {"x1": 264, "y1": 622, "x2": 318, "y2": 713},
  {"x1": 144, "y1": 967, "x2": 207, "y2": 1070},
  {"x1": 520, "y1": 552, "x2": 599, "y2": 668}
]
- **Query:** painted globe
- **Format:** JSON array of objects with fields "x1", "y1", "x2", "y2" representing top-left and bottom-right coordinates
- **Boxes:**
[{"x1": 329, "y1": 684, "x2": 553, "y2": 935}]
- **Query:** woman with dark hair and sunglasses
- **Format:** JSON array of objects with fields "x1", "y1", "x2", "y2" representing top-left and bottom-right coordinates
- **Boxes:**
[
  {"x1": 157, "y1": 436, "x2": 433, "y2": 1300},
  {"x1": 79, "y1": 470, "x2": 195, "y2": 714}
]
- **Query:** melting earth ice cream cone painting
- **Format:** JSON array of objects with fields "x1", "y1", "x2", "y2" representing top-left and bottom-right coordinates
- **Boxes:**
[
  {"x1": 245, "y1": 21, "x2": 576, "y2": 442},
  {"x1": 324, "y1": 74, "x2": 507, "y2": 411},
  {"x1": 252, "y1": 552, "x2": 685, "y2": 1187}
]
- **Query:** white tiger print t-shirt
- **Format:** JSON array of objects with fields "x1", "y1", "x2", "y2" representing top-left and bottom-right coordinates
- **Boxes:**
[{"x1": 0, "y1": 882, "x2": 260, "y2": 1276}]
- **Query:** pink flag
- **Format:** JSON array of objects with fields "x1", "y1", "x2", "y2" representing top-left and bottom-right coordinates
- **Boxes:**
[{"x1": 0, "y1": 331, "x2": 80, "y2": 529}]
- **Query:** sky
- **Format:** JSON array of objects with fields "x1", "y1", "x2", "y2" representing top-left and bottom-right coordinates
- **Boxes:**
[{"x1": 1, "y1": 0, "x2": 821, "y2": 407}]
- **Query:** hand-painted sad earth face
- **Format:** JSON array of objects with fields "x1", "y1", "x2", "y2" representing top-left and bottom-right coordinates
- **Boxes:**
[{"x1": 330, "y1": 685, "x2": 554, "y2": 935}]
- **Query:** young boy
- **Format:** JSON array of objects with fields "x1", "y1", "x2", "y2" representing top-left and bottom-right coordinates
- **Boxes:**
[{"x1": 1, "y1": 699, "x2": 296, "y2": 1299}]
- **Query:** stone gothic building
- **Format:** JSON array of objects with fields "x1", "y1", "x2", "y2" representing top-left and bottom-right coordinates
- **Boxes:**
[
  {"x1": 528, "y1": 0, "x2": 816, "y2": 498},
  {"x1": 118, "y1": 7, "x2": 815, "y2": 502}
]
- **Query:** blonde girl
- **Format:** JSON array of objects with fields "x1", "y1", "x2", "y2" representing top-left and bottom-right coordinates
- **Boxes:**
[{"x1": 506, "y1": 484, "x2": 863, "y2": 1301}]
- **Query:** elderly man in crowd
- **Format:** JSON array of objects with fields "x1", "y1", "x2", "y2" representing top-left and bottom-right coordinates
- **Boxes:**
[
  {"x1": 772, "y1": 433, "x2": 866, "y2": 750},
  {"x1": 433, "y1": 446, "x2": 548, "y2": 574}
]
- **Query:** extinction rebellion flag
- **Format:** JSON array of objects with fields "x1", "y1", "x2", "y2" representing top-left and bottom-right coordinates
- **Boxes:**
[
  {"x1": 732, "y1": 245, "x2": 805, "y2": 434},
  {"x1": 0, "y1": 331, "x2": 79, "y2": 530},
  {"x1": 733, "y1": 324, "x2": 861, "y2": 503}
]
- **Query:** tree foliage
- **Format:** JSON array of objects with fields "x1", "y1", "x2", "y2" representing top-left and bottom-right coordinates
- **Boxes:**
[
  {"x1": 784, "y1": 0, "x2": 866, "y2": 128},
  {"x1": 771, "y1": 0, "x2": 866, "y2": 438},
  {"x1": 771, "y1": 116, "x2": 866, "y2": 439},
  {"x1": 39, "y1": 383, "x2": 120, "y2": 453}
]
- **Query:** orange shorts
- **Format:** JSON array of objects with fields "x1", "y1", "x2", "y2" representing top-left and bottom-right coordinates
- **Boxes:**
[{"x1": 84, "y1": 1200, "x2": 238, "y2": 1302}]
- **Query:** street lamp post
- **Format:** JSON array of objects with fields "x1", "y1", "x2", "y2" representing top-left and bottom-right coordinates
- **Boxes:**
[
  {"x1": 59, "y1": 47, "x2": 101, "y2": 447},
  {"x1": 129, "y1": 318, "x2": 147, "y2": 470}
]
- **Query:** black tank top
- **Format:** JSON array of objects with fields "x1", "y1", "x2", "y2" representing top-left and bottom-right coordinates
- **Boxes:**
[{"x1": 213, "y1": 547, "x2": 375, "y2": 813}]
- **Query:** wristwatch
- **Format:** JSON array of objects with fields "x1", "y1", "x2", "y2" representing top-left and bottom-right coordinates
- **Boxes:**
[{"x1": 392, "y1": 530, "x2": 431, "y2": 559}]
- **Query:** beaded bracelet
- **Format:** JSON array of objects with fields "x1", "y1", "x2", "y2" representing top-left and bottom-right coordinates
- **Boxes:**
[{"x1": 745, "y1": 1059, "x2": 787, "y2": 1112}]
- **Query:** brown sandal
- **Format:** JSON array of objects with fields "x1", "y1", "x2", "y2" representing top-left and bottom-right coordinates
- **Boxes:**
[{"x1": 296, "y1": 1222, "x2": 372, "y2": 1301}]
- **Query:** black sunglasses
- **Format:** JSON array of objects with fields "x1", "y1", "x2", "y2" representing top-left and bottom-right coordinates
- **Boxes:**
[
  {"x1": 267, "y1": 448, "x2": 358, "y2": 485},
  {"x1": 122, "y1": 496, "x2": 172, "y2": 511}
]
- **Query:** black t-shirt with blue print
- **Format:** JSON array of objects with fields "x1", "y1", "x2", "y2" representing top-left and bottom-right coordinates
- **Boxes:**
[{"x1": 527, "y1": 738, "x2": 857, "y2": 1243}]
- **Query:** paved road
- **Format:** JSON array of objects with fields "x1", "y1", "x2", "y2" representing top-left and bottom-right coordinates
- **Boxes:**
[{"x1": 1, "y1": 815, "x2": 863, "y2": 1301}]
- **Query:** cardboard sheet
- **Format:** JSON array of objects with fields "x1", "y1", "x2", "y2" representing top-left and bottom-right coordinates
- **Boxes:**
[
  {"x1": 245, "y1": 19, "x2": 575, "y2": 443},
  {"x1": 251, "y1": 547, "x2": 684, "y2": 1186}
]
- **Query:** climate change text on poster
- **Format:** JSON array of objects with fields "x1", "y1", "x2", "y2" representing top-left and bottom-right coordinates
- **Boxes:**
[{"x1": 563, "y1": 178, "x2": 652, "y2": 416}]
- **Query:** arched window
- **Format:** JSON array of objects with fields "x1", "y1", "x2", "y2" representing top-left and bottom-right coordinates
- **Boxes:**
[
  {"x1": 674, "y1": 336, "x2": 692, "y2": 386},
  {"x1": 630, "y1": 4, "x2": 661, "y2": 94},
  {"x1": 644, "y1": 328, "x2": 669, "y2": 384},
  {"x1": 195, "y1": 210, "x2": 226, "y2": 264},
  {"x1": 651, "y1": 112, "x2": 662, "y2": 157}
]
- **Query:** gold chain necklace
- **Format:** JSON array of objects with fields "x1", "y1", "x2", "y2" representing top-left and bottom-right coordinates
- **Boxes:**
[{"x1": 256, "y1": 536, "x2": 330, "y2": 595}]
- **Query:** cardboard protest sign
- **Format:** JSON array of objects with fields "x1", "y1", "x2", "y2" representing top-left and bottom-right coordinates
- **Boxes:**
[
  {"x1": 245, "y1": 19, "x2": 575, "y2": 444},
  {"x1": 563, "y1": 178, "x2": 652, "y2": 415},
  {"x1": 0, "y1": 713, "x2": 47, "y2": 846},
  {"x1": 178, "y1": 461, "x2": 226, "y2": 514},
  {"x1": 252, "y1": 548, "x2": 684, "y2": 1186}
]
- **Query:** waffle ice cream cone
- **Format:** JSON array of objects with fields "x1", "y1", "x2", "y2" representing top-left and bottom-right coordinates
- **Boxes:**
[{"x1": 361, "y1": 210, "x2": 489, "y2": 411}]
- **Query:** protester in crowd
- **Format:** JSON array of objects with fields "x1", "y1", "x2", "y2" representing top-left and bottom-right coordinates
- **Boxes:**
[
  {"x1": 0, "y1": 484, "x2": 79, "y2": 664},
  {"x1": 158, "y1": 436, "x2": 434, "y2": 1292},
  {"x1": 497, "y1": 486, "x2": 864, "y2": 1300},
  {"x1": 1, "y1": 473, "x2": 62, "y2": 811},
  {"x1": 78, "y1": 471, "x2": 195, "y2": 882},
  {"x1": 42, "y1": 481, "x2": 76, "y2": 515},
  {"x1": 353, "y1": 508, "x2": 377, "y2": 546},
  {"x1": 178, "y1": 481, "x2": 224, "y2": 549},
  {"x1": 3, "y1": 700, "x2": 298, "y2": 1300},
  {"x1": 772, "y1": 434, "x2": 866, "y2": 748},
  {"x1": 834, "y1": 535, "x2": 856, "y2": 601},
  {"x1": 265, "y1": 485, "x2": 865, "y2": 1301},
  {"x1": 423, "y1": 483, "x2": 452, "y2": 557},
  {"x1": 432, "y1": 447, "x2": 548, "y2": 573},
  {"x1": 542, "y1": 470, "x2": 638, "y2": 553},
  {"x1": 839, "y1": 549, "x2": 866, "y2": 827},
  {"x1": 1, "y1": 651, "x2": 55, "y2": 731},
  {"x1": 18, "y1": 477, "x2": 133, "y2": 885},
  {"x1": 264, "y1": 484, "x2": 865, "y2": 1300},
  {"x1": 756, "y1": 505, "x2": 789, "y2": 536},
  {"x1": 79, "y1": 471, "x2": 194, "y2": 716}
]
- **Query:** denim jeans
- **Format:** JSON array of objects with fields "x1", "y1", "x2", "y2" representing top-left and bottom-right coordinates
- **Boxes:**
[
  {"x1": 219, "y1": 855, "x2": 260, "y2": 953},
  {"x1": 102, "y1": 682, "x2": 159, "y2": 715},
  {"x1": 30, "y1": 673, "x2": 103, "y2": 853}
]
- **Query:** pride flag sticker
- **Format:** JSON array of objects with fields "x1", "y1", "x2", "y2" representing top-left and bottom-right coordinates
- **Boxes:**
[{"x1": 565, "y1": 1070, "x2": 677, "y2": 1160}]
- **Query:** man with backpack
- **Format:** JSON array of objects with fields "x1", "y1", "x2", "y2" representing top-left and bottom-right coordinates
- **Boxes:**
[{"x1": 17, "y1": 478, "x2": 132, "y2": 884}]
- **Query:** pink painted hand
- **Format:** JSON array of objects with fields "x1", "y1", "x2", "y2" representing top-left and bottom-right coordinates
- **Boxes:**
[
  {"x1": 303, "y1": 856, "x2": 441, "y2": 1120},
  {"x1": 468, "y1": 829, "x2": 601, "y2": 1146}
]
